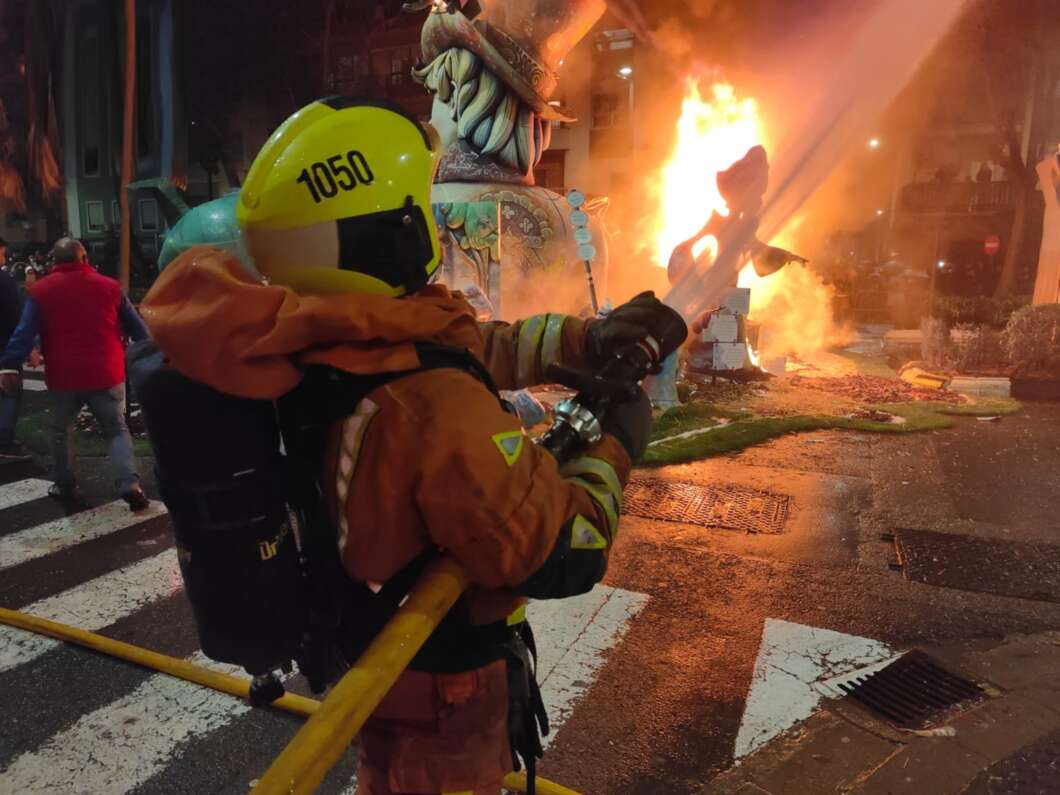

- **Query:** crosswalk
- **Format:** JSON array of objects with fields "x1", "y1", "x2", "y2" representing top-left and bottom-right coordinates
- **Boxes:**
[{"x1": 0, "y1": 472, "x2": 649, "y2": 793}]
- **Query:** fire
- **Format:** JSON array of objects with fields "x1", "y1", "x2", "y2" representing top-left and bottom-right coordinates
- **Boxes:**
[
  {"x1": 651, "y1": 81, "x2": 764, "y2": 268},
  {"x1": 648, "y1": 78, "x2": 846, "y2": 362}
]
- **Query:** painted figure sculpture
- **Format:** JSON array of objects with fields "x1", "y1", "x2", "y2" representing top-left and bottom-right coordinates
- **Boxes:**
[{"x1": 412, "y1": 0, "x2": 611, "y2": 319}]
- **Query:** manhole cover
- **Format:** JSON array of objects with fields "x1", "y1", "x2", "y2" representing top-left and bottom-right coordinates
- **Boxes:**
[
  {"x1": 839, "y1": 650, "x2": 989, "y2": 729},
  {"x1": 895, "y1": 529, "x2": 1060, "y2": 603},
  {"x1": 624, "y1": 476, "x2": 791, "y2": 534}
]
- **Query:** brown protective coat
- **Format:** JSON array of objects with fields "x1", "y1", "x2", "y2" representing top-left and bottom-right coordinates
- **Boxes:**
[{"x1": 142, "y1": 249, "x2": 631, "y2": 792}]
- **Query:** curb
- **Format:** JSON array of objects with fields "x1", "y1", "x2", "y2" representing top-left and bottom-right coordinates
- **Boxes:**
[{"x1": 707, "y1": 632, "x2": 1060, "y2": 794}]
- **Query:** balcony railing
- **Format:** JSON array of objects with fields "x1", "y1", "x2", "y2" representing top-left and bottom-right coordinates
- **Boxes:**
[{"x1": 900, "y1": 180, "x2": 1016, "y2": 215}]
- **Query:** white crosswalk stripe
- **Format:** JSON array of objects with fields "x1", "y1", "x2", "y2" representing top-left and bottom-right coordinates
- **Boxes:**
[
  {"x1": 0, "y1": 478, "x2": 52, "y2": 511},
  {"x1": 0, "y1": 550, "x2": 179, "y2": 675},
  {"x1": 0, "y1": 476, "x2": 649, "y2": 793},
  {"x1": 1, "y1": 652, "x2": 253, "y2": 794},
  {"x1": 0, "y1": 499, "x2": 168, "y2": 572}
]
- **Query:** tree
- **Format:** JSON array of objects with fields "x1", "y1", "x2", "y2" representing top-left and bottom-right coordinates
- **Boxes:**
[
  {"x1": 0, "y1": 0, "x2": 63, "y2": 234},
  {"x1": 978, "y1": 0, "x2": 1060, "y2": 297}
]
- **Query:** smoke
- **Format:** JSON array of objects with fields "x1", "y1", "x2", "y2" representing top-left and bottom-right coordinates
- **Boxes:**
[
  {"x1": 655, "y1": 0, "x2": 972, "y2": 325},
  {"x1": 740, "y1": 264, "x2": 852, "y2": 359},
  {"x1": 750, "y1": 0, "x2": 973, "y2": 251}
]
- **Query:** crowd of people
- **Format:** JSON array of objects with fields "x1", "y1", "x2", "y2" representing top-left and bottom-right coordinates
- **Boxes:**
[{"x1": 0, "y1": 235, "x2": 150, "y2": 512}]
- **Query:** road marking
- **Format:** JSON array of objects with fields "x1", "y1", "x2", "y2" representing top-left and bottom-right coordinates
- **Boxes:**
[
  {"x1": 334, "y1": 585, "x2": 650, "y2": 793},
  {"x1": 0, "y1": 550, "x2": 180, "y2": 674},
  {"x1": 0, "y1": 478, "x2": 53, "y2": 511},
  {"x1": 529, "y1": 585, "x2": 650, "y2": 746},
  {"x1": 0, "y1": 652, "x2": 253, "y2": 794},
  {"x1": 734, "y1": 618, "x2": 898, "y2": 759},
  {"x1": 0, "y1": 499, "x2": 168, "y2": 571}
]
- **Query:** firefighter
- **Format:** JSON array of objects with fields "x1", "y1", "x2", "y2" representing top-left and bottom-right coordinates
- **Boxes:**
[{"x1": 141, "y1": 97, "x2": 675, "y2": 795}]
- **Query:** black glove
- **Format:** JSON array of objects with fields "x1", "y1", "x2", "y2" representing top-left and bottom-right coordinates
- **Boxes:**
[
  {"x1": 602, "y1": 387, "x2": 652, "y2": 462},
  {"x1": 586, "y1": 291, "x2": 676, "y2": 368}
]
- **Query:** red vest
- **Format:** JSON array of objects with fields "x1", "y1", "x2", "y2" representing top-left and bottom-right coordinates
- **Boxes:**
[{"x1": 30, "y1": 262, "x2": 126, "y2": 392}]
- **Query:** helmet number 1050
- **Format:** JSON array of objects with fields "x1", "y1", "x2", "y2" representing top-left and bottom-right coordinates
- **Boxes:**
[{"x1": 296, "y1": 151, "x2": 374, "y2": 204}]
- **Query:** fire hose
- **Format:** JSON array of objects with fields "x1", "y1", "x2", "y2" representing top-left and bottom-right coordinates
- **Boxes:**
[{"x1": 0, "y1": 597, "x2": 577, "y2": 795}]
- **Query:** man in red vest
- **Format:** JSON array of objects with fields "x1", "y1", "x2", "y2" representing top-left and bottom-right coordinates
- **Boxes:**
[{"x1": 0, "y1": 238, "x2": 150, "y2": 510}]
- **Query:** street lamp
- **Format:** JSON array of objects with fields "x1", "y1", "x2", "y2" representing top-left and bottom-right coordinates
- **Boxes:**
[
  {"x1": 868, "y1": 137, "x2": 881, "y2": 150},
  {"x1": 876, "y1": 208, "x2": 884, "y2": 216},
  {"x1": 937, "y1": 259, "x2": 946, "y2": 269},
  {"x1": 617, "y1": 65, "x2": 633, "y2": 78}
]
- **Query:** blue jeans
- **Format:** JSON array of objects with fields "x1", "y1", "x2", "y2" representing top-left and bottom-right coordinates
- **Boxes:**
[
  {"x1": 51, "y1": 384, "x2": 140, "y2": 493},
  {"x1": 0, "y1": 367, "x2": 21, "y2": 446}
]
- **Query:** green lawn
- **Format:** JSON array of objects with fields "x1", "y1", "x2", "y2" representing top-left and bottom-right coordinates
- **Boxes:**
[{"x1": 642, "y1": 397, "x2": 1021, "y2": 467}]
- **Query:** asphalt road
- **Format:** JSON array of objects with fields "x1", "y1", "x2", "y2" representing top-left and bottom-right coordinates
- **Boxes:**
[{"x1": 1, "y1": 402, "x2": 1058, "y2": 794}]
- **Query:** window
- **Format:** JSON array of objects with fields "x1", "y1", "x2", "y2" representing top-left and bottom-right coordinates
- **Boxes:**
[
  {"x1": 139, "y1": 198, "x2": 159, "y2": 232},
  {"x1": 81, "y1": 28, "x2": 103, "y2": 177},
  {"x1": 390, "y1": 48, "x2": 416, "y2": 85},
  {"x1": 591, "y1": 94, "x2": 619, "y2": 129},
  {"x1": 86, "y1": 201, "x2": 106, "y2": 232},
  {"x1": 536, "y1": 150, "x2": 566, "y2": 192},
  {"x1": 136, "y1": 14, "x2": 157, "y2": 163}
]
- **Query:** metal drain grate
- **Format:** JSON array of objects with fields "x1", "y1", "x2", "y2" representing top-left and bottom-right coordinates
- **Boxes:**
[
  {"x1": 895, "y1": 528, "x2": 1060, "y2": 603},
  {"x1": 624, "y1": 476, "x2": 791, "y2": 534},
  {"x1": 838, "y1": 650, "x2": 988, "y2": 729}
]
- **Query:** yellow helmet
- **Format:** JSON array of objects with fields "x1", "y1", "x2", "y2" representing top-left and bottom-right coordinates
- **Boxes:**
[{"x1": 236, "y1": 97, "x2": 441, "y2": 297}]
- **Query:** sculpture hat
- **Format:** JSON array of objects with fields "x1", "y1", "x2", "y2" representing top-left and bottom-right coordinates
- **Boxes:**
[{"x1": 420, "y1": 0, "x2": 606, "y2": 123}]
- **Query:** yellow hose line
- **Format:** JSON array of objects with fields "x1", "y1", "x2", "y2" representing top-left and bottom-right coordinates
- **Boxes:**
[
  {"x1": 252, "y1": 556, "x2": 471, "y2": 793},
  {"x1": 503, "y1": 771, "x2": 584, "y2": 795},
  {"x1": 0, "y1": 563, "x2": 582, "y2": 795},
  {"x1": 0, "y1": 605, "x2": 320, "y2": 718}
]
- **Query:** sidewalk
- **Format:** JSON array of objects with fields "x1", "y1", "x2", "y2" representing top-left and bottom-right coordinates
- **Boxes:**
[{"x1": 707, "y1": 631, "x2": 1060, "y2": 794}]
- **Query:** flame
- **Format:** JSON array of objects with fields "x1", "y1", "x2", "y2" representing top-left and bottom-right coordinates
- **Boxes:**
[
  {"x1": 646, "y1": 79, "x2": 845, "y2": 362},
  {"x1": 651, "y1": 81, "x2": 764, "y2": 268}
]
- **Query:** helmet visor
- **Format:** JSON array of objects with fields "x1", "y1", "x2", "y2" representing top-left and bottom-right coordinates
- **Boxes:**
[{"x1": 336, "y1": 196, "x2": 436, "y2": 294}]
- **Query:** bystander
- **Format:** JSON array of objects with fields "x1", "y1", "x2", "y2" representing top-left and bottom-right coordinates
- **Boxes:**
[
  {"x1": 0, "y1": 237, "x2": 30, "y2": 460},
  {"x1": 0, "y1": 238, "x2": 151, "y2": 509}
]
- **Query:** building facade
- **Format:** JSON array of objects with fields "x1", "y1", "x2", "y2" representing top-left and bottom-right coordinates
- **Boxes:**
[{"x1": 59, "y1": 0, "x2": 183, "y2": 279}]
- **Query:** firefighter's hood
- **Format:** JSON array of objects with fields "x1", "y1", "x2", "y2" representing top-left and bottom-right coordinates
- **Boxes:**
[{"x1": 140, "y1": 247, "x2": 481, "y2": 399}]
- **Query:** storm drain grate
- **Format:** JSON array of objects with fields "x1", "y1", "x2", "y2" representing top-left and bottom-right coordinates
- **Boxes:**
[
  {"x1": 895, "y1": 528, "x2": 1060, "y2": 603},
  {"x1": 624, "y1": 476, "x2": 791, "y2": 534},
  {"x1": 838, "y1": 650, "x2": 989, "y2": 729}
]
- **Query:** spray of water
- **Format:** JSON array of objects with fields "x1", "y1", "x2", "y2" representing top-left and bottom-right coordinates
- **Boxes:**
[{"x1": 665, "y1": 0, "x2": 971, "y2": 320}]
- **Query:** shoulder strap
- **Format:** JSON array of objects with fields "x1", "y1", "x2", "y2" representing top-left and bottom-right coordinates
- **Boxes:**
[{"x1": 277, "y1": 342, "x2": 507, "y2": 504}]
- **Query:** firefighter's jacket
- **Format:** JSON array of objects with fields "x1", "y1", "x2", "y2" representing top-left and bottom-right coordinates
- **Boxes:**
[{"x1": 142, "y1": 249, "x2": 631, "y2": 626}]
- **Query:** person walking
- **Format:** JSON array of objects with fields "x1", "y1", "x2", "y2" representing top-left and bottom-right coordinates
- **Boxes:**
[
  {"x1": 0, "y1": 238, "x2": 150, "y2": 509},
  {"x1": 0, "y1": 237, "x2": 31, "y2": 460}
]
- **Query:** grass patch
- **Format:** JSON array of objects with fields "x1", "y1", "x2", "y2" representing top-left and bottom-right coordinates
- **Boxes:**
[
  {"x1": 650, "y1": 401, "x2": 747, "y2": 441},
  {"x1": 17, "y1": 412, "x2": 153, "y2": 458},
  {"x1": 936, "y1": 397, "x2": 1021, "y2": 416},
  {"x1": 642, "y1": 398, "x2": 1022, "y2": 467}
]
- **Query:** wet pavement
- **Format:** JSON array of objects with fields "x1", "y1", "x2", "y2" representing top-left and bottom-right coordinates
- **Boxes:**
[
  {"x1": 931, "y1": 401, "x2": 1060, "y2": 537},
  {"x1": 1, "y1": 400, "x2": 1059, "y2": 793}
]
